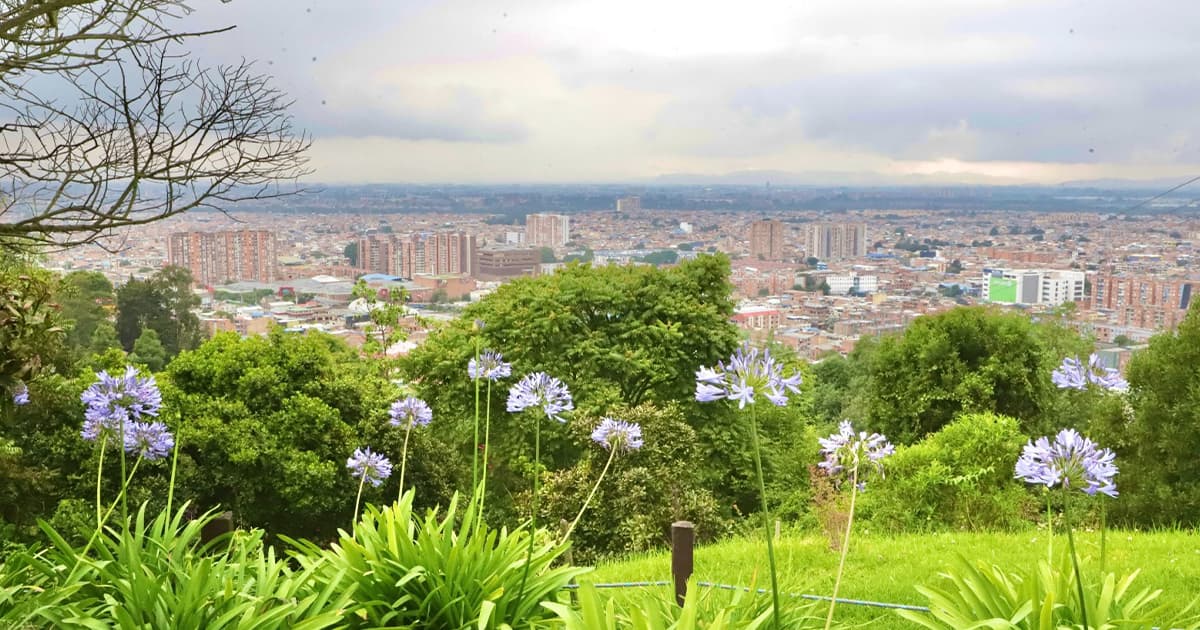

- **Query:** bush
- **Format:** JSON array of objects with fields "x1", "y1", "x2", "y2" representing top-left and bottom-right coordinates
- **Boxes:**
[
  {"x1": 859, "y1": 412, "x2": 1035, "y2": 532},
  {"x1": 537, "y1": 403, "x2": 732, "y2": 563}
]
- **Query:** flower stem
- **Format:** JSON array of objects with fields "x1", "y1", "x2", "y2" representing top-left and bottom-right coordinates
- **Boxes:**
[
  {"x1": 826, "y1": 466, "x2": 859, "y2": 630},
  {"x1": 561, "y1": 446, "x2": 617, "y2": 545},
  {"x1": 747, "y1": 406, "x2": 781, "y2": 630},
  {"x1": 398, "y1": 423, "x2": 413, "y2": 502},
  {"x1": 1100, "y1": 502, "x2": 1107, "y2": 574},
  {"x1": 352, "y1": 471, "x2": 368, "y2": 535},
  {"x1": 1064, "y1": 491, "x2": 1090, "y2": 629},
  {"x1": 518, "y1": 417, "x2": 541, "y2": 602},
  {"x1": 478, "y1": 380, "x2": 493, "y2": 526},
  {"x1": 166, "y1": 410, "x2": 182, "y2": 518},
  {"x1": 119, "y1": 418, "x2": 128, "y2": 523},
  {"x1": 472, "y1": 341, "x2": 482, "y2": 491},
  {"x1": 95, "y1": 439, "x2": 107, "y2": 529},
  {"x1": 1047, "y1": 490, "x2": 1053, "y2": 566}
]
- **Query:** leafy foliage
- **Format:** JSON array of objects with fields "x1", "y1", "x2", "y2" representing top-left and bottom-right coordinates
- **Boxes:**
[
  {"x1": 0, "y1": 504, "x2": 349, "y2": 629},
  {"x1": 850, "y1": 307, "x2": 1087, "y2": 444},
  {"x1": 900, "y1": 554, "x2": 1198, "y2": 630},
  {"x1": 115, "y1": 266, "x2": 202, "y2": 358},
  {"x1": 293, "y1": 490, "x2": 586, "y2": 629},
  {"x1": 164, "y1": 329, "x2": 461, "y2": 541},
  {"x1": 1096, "y1": 303, "x2": 1200, "y2": 526},
  {"x1": 537, "y1": 403, "x2": 732, "y2": 562},
  {"x1": 859, "y1": 412, "x2": 1034, "y2": 532},
  {"x1": 547, "y1": 582, "x2": 824, "y2": 629}
]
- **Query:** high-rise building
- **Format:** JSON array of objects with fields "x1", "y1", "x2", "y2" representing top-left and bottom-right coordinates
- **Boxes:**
[
  {"x1": 806, "y1": 223, "x2": 867, "y2": 261},
  {"x1": 525, "y1": 213, "x2": 570, "y2": 247},
  {"x1": 168, "y1": 230, "x2": 277, "y2": 286},
  {"x1": 356, "y1": 231, "x2": 477, "y2": 278},
  {"x1": 616, "y1": 196, "x2": 641, "y2": 213},
  {"x1": 1091, "y1": 273, "x2": 1194, "y2": 329},
  {"x1": 748, "y1": 219, "x2": 786, "y2": 260}
]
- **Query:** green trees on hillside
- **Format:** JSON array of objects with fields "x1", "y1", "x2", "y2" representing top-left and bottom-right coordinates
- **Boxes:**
[
  {"x1": 115, "y1": 267, "x2": 201, "y2": 358},
  {"x1": 847, "y1": 307, "x2": 1089, "y2": 444},
  {"x1": 1098, "y1": 302, "x2": 1200, "y2": 525}
]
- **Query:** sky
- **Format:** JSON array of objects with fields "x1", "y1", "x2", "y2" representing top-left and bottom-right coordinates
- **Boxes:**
[{"x1": 178, "y1": 0, "x2": 1200, "y2": 185}]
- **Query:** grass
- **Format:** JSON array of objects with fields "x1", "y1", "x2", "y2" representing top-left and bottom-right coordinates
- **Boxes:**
[{"x1": 585, "y1": 527, "x2": 1200, "y2": 627}]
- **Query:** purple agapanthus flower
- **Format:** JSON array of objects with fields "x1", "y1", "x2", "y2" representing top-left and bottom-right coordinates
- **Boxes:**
[
  {"x1": 1015, "y1": 428, "x2": 1118, "y2": 497},
  {"x1": 694, "y1": 343, "x2": 802, "y2": 409},
  {"x1": 591, "y1": 417, "x2": 644, "y2": 452},
  {"x1": 79, "y1": 366, "x2": 162, "y2": 444},
  {"x1": 1052, "y1": 354, "x2": 1128, "y2": 392},
  {"x1": 347, "y1": 447, "x2": 393, "y2": 487},
  {"x1": 124, "y1": 421, "x2": 175, "y2": 461},
  {"x1": 468, "y1": 350, "x2": 513, "y2": 381},
  {"x1": 817, "y1": 420, "x2": 894, "y2": 479},
  {"x1": 12, "y1": 384, "x2": 29, "y2": 406},
  {"x1": 389, "y1": 396, "x2": 433, "y2": 428},
  {"x1": 507, "y1": 372, "x2": 574, "y2": 422}
]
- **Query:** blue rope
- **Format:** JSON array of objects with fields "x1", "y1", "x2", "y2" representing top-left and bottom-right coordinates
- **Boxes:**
[{"x1": 696, "y1": 581, "x2": 931, "y2": 612}]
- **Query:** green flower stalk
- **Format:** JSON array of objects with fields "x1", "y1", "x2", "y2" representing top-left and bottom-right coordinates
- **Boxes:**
[
  {"x1": 816, "y1": 420, "x2": 893, "y2": 630},
  {"x1": 560, "y1": 417, "x2": 643, "y2": 544},
  {"x1": 695, "y1": 343, "x2": 803, "y2": 630},
  {"x1": 346, "y1": 447, "x2": 392, "y2": 533},
  {"x1": 388, "y1": 396, "x2": 432, "y2": 499}
]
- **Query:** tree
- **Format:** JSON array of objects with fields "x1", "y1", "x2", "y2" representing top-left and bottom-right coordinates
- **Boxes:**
[
  {"x1": 58, "y1": 270, "x2": 113, "y2": 353},
  {"x1": 88, "y1": 320, "x2": 121, "y2": 355},
  {"x1": 0, "y1": 254, "x2": 66, "y2": 392},
  {"x1": 1112, "y1": 334, "x2": 1132, "y2": 347},
  {"x1": 344, "y1": 242, "x2": 359, "y2": 267},
  {"x1": 989, "y1": 226, "x2": 1000, "y2": 236},
  {"x1": 851, "y1": 306, "x2": 1088, "y2": 443},
  {"x1": 539, "y1": 247, "x2": 556, "y2": 263},
  {"x1": 115, "y1": 266, "x2": 200, "y2": 357},
  {"x1": 0, "y1": 2, "x2": 309, "y2": 251},
  {"x1": 129, "y1": 328, "x2": 167, "y2": 371},
  {"x1": 947, "y1": 259, "x2": 963, "y2": 274},
  {"x1": 805, "y1": 256, "x2": 819, "y2": 267}
]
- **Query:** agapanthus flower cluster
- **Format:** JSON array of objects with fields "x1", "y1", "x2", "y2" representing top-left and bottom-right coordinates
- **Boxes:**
[
  {"x1": 1052, "y1": 354, "x2": 1128, "y2": 392},
  {"x1": 347, "y1": 447, "x2": 393, "y2": 487},
  {"x1": 79, "y1": 366, "x2": 163, "y2": 446},
  {"x1": 468, "y1": 350, "x2": 513, "y2": 381},
  {"x1": 694, "y1": 343, "x2": 803, "y2": 409},
  {"x1": 1015, "y1": 428, "x2": 1118, "y2": 497},
  {"x1": 12, "y1": 384, "x2": 29, "y2": 406},
  {"x1": 389, "y1": 396, "x2": 433, "y2": 428},
  {"x1": 817, "y1": 420, "x2": 894, "y2": 479},
  {"x1": 591, "y1": 417, "x2": 644, "y2": 452},
  {"x1": 123, "y1": 421, "x2": 175, "y2": 461},
  {"x1": 507, "y1": 372, "x2": 574, "y2": 422}
]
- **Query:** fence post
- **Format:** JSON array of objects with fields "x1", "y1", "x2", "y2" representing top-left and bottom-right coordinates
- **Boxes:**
[{"x1": 671, "y1": 520, "x2": 695, "y2": 607}]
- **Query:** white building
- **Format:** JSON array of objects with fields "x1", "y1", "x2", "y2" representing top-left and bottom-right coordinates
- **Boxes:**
[
  {"x1": 826, "y1": 273, "x2": 879, "y2": 295},
  {"x1": 983, "y1": 269, "x2": 1085, "y2": 306}
]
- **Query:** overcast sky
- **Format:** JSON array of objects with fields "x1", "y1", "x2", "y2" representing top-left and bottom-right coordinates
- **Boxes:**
[{"x1": 180, "y1": 0, "x2": 1200, "y2": 185}]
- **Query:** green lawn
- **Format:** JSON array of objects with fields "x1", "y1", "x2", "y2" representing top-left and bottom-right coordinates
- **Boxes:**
[{"x1": 585, "y1": 529, "x2": 1200, "y2": 627}]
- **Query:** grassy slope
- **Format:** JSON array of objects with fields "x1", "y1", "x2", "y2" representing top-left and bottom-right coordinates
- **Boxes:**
[{"x1": 585, "y1": 529, "x2": 1200, "y2": 627}]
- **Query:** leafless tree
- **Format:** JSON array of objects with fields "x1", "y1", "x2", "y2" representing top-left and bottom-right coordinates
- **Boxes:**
[{"x1": 0, "y1": 1, "x2": 309, "y2": 251}]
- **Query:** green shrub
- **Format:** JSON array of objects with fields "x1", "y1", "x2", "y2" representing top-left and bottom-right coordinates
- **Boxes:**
[
  {"x1": 859, "y1": 412, "x2": 1035, "y2": 532},
  {"x1": 293, "y1": 490, "x2": 586, "y2": 629},
  {"x1": 537, "y1": 403, "x2": 732, "y2": 563}
]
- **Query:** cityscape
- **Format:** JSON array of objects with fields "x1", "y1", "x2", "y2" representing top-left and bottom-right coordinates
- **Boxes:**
[{"x1": 44, "y1": 182, "x2": 1200, "y2": 365}]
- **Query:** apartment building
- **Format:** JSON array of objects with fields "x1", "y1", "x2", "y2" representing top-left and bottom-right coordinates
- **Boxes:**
[{"x1": 168, "y1": 230, "x2": 277, "y2": 286}]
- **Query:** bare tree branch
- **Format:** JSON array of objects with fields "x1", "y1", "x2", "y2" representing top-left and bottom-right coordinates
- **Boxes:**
[{"x1": 0, "y1": 2, "x2": 310, "y2": 253}]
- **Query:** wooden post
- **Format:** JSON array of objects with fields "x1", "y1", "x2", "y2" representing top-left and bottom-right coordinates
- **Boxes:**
[{"x1": 671, "y1": 520, "x2": 695, "y2": 607}]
